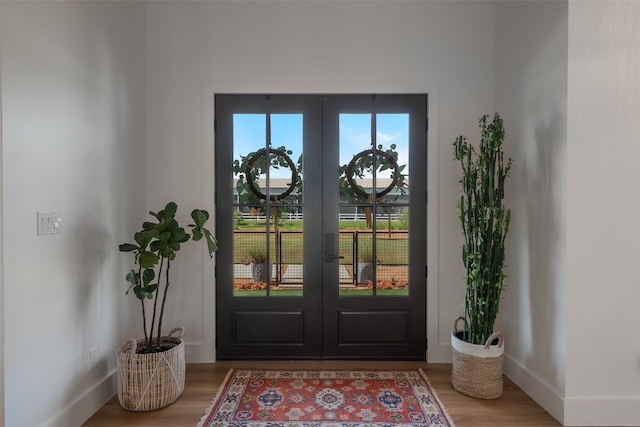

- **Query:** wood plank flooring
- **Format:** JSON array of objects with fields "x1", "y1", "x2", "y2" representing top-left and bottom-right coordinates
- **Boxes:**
[{"x1": 83, "y1": 361, "x2": 562, "y2": 427}]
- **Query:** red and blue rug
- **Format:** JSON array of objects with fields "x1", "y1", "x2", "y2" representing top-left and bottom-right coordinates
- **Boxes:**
[{"x1": 198, "y1": 369, "x2": 455, "y2": 427}]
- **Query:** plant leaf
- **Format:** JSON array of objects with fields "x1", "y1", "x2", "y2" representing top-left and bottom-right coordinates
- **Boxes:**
[
  {"x1": 138, "y1": 251, "x2": 159, "y2": 269},
  {"x1": 163, "y1": 202, "x2": 177, "y2": 219},
  {"x1": 125, "y1": 269, "x2": 138, "y2": 285},
  {"x1": 142, "y1": 268, "x2": 155, "y2": 286}
]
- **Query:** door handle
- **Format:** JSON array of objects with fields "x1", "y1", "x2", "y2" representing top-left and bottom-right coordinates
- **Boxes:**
[{"x1": 324, "y1": 233, "x2": 344, "y2": 263}]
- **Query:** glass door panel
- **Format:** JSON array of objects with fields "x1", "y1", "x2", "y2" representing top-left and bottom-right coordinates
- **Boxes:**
[
  {"x1": 232, "y1": 113, "x2": 304, "y2": 297},
  {"x1": 337, "y1": 112, "x2": 411, "y2": 297}
]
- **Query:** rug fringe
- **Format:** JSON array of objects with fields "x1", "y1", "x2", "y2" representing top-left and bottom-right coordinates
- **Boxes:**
[
  {"x1": 418, "y1": 367, "x2": 457, "y2": 427},
  {"x1": 196, "y1": 368, "x2": 235, "y2": 427}
]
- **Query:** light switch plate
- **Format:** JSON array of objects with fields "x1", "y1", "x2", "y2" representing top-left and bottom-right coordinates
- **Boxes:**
[{"x1": 37, "y1": 212, "x2": 62, "y2": 235}]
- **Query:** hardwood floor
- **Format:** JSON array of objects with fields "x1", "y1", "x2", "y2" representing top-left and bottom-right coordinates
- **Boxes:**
[{"x1": 83, "y1": 361, "x2": 562, "y2": 427}]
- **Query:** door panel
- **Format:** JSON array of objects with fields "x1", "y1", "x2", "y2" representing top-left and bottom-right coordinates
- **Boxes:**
[
  {"x1": 215, "y1": 94, "x2": 426, "y2": 359},
  {"x1": 233, "y1": 310, "x2": 305, "y2": 344},
  {"x1": 321, "y1": 95, "x2": 427, "y2": 359},
  {"x1": 216, "y1": 95, "x2": 323, "y2": 358}
]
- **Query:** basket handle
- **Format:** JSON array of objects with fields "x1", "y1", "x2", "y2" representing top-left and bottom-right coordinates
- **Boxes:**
[
  {"x1": 484, "y1": 331, "x2": 504, "y2": 349},
  {"x1": 167, "y1": 326, "x2": 185, "y2": 339},
  {"x1": 117, "y1": 338, "x2": 137, "y2": 355},
  {"x1": 453, "y1": 316, "x2": 468, "y2": 333}
]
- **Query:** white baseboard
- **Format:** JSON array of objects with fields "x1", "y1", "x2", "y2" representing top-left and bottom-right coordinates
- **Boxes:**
[
  {"x1": 564, "y1": 396, "x2": 640, "y2": 426},
  {"x1": 427, "y1": 341, "x2": 452, "y2": 363},
  {"x1": 42, "y1": 370, "x2": 116, "y2": 427},
  {"x1": 185, "y1": 342, "x2": 216, "y2": 363},
  {"x1": 505, "y1": 355, "x2": 640, "y2": 426},
  {"x1": 503, "y1": 354, "x2": 565, "y2": 424}
]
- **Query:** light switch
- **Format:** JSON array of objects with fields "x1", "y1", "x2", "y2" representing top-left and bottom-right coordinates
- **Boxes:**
[{"x1": 37, "y1": 212, "x2": 62, "y2": 235}]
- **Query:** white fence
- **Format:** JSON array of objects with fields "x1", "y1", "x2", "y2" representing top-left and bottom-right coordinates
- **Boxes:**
[{"x1": 237, "y1": 212, "x2": 402, "y2": 221}]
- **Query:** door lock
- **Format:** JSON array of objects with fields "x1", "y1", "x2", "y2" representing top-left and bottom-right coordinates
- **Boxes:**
[{"x1": 324, "y1": 233, "x2": 344, "y2": 263}]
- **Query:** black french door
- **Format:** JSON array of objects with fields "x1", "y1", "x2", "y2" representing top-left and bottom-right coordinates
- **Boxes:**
[{"x1": 215, "y1": 94, "x2": 427, "y2": 359}]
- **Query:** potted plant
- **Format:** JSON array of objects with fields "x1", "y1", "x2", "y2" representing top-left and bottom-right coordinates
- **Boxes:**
[
  {"x1": 245, "y1": 245, "x2": 272, "y2": 283},
  {"x1": 356, "y1": 245, "x2": 380, "y2": 284},
  {"x1": 117, "y1": 202, "x2": 217, "y2": 411},
  {"x1": 451, "y1": 114, "x2": 512, "y2": 399}
]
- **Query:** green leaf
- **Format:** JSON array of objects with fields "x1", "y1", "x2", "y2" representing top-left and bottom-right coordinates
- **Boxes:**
[
  {"x1": 141, "y1": 222, "x2": 156, "y2": 232},
  {"x1": 236, "y1": 180, "x2": 245, "y2": 195},
  {"x1": 125, "y1": 269, "x2": 138, "y2": 285},
  {"x1": 191, "y1": 228, "x2": 203, "y2": 241},
  {"x1": 171, "y1": 228, "x2": 189, "y2": 244},
  {"x1": 157, "y1": 231, "x2": 171, "y2": 242},
  {"x1": 138, "y1": 251, "x2": 159, "y2": 269},
  {"x1": 142, "y1": 268, "x2": 155, "y2": 286},
  {"x1": 119, "y1": 243, "x2": 139, "y2": 252},
  {"x1": 142, "y1": 283, "x2": 158, "y2": 294},
  {"x1": 167, "y1": 219, "x2": 178, "y2": 232},
  {"x1": 191, "y1": 209, "x2": 209, "y2": 227},
  {"x1": 163, "y1": 202, "x2": 177, "y2": 219},
  {"x1": 203, "y1": 229, "x2": 218, "y2": 256},
  {"x1": 133, "y1": 285, "x2": 146, "y2": 300}
]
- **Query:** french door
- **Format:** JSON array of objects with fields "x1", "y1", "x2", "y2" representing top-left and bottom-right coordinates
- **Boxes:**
[{"x1": 215, "y1": 94, "x2": 427, "y2": 359}]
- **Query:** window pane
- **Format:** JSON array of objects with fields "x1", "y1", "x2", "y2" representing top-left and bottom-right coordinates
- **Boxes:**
[
  {"x1": 233, "y1": 229, "x2": 273, "y2": 296},
  {"x1": 339, "y1": 114, "x2": 371, "y2": 205},
  {"x1": 232, "y1": 114, "x2": 304, "y2": 297},
  {"x1": 374, "y1": 205, "x2": 409, "y2": 296},
  {"x1": 277, "y1": 208, "x2": 304, "y2": 297},
  {"x1": 233, "y1": 114, "x2": 267, "y2": 207},
  {"x1": 345, "y1": 230, "x2": 374, "y2": 296},
  {"x1": 270, "y1": 114, "x2": 303, "y2": 207},
  {"x1": 376, "y1": 114, "x2": 410, "y2": 198},
  {"x1": 338, "y1": 113, "x2": 410, "y2": 297}
]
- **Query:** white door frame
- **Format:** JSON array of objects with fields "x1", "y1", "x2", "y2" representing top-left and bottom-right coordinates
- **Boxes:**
[{"x1": 197, "y1": 82, "x2": 444, "y2": 363}]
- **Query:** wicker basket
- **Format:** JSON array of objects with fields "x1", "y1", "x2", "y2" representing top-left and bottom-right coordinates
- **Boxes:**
[
  {"x1": 116, "y1": 327, "x2": 186, "y2": 411},
  {"x1": 451, "y1": 317, "x2": 504, "y2": 399}
]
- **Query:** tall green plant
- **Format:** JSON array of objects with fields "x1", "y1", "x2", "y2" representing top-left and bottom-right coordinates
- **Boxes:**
[
  {"x1": 453, "y1": 114, "x2": 512, "y2": 345},
  {"x1": 119, "y1": 202, "x2": 217, "y2": 352}
]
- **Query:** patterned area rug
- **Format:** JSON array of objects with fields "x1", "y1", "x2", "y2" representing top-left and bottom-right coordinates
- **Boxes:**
[{"x1": 198, "y1": 369, "x2": 455, "y2": 427}]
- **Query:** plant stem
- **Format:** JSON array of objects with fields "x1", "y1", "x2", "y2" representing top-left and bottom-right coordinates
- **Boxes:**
[
  {"x1": 137, "y1": 263, "x2": 149, "y2": 342},
  {"x1": 149, "y1": 256, "x2": 165, "y2": 348},
  {"x1": 141, "y1": 299, "x2": 148, "y2": 342},
  {"x1": 157, "y1": 257, "x2": 171, "y2": 345}
]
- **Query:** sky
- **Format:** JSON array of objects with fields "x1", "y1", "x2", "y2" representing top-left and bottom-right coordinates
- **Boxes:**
[{"x1": 233, "y1": 113, "x2": 409, "y2": 179}]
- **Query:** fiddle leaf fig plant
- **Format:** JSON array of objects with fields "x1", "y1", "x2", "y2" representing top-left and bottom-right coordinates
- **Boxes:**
[{"x1": 119, "y1": 202, "x2": 217, "y2": 353}]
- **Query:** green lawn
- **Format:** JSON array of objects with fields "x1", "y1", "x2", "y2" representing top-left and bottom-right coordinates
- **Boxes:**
[{"x1": 234, "y1": 224, "x2": 408, "y2": 265}]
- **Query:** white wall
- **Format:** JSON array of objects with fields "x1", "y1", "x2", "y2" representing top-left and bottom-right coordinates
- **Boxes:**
[
  {"x1": 11, "y1": 2, "x2": 639, "y2": 426},
  {"x1": 495, "y1": 0, "x2": 568, "y2": 423},
  {"x1": 1, "y1": 2, "x2": 146, "y2": 426},
  {"x1": 144, "y1": 0, "x2": 496, "y2": 363},
  {"x1": 565, "y1": 1, "x2": 640, "y2": 425},
  {"x1": 0, "y1": 1, "x2": 4, "y2": 425}
]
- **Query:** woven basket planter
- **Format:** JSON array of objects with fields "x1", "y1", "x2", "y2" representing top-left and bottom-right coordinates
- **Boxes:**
[
  {"x1": 116, "y1": 327, "x2": 186, "y2": 411},
  {"x1": 451, "y1": 317, "x2": 504, "y2": 399}
]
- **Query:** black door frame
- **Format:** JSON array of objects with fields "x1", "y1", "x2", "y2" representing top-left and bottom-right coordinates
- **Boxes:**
[{"x1": 215, "y1": 94, "x2": 427, "y2": 359}]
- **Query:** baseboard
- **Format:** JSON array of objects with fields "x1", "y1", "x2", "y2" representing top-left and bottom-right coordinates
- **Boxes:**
[
  {"x1": 186, "y1": 342, "x2": 216, "y2": 363},
  {"x1": 564, "y1": 396, "x2": 640, "y2": 426},
  {"x1": 427, "y1": 341, "x2": 452, "y2": 363},
  {"x1": 41, "y1": 370, "x2": 116, "y2": 427},
  {"x1": 503, "y1": 354, "x2": 565, "y2": 424}
]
